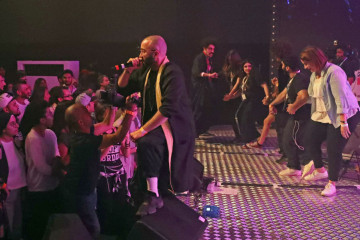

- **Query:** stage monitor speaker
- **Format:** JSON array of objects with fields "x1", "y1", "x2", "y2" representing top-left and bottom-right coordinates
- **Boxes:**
[
  {"x1": 127, "y1": 193, "x2": 208, "y2": 240},
  {"x1": 42, "y1": 214, "x2": 92, "y2": 240}
]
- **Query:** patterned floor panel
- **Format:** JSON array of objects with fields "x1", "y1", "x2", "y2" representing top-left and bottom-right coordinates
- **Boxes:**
[{"x1": 180, "y1": 125, "x2": 360, "y2": 240}]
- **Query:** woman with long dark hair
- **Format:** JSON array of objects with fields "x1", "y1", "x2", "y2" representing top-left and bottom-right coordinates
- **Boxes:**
[
  {"x1": 232, "y1": 60, "x2": 269, "y2": 146},
  {"x1": 222, "y1": 50, "x2": 242, "y2": 142},
  {"x1": 300, "y1": 46, "x2": 360, "y2": 196},
  {"x1": 30, "y1": 86, "x2": 50, "y2": 103}
]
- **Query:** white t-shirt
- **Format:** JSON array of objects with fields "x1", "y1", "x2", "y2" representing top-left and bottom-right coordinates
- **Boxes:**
[
  {"x1": 16, "y1": 99, "x2": 29, "y2": 123},
  {"x1": 311, "y1": 77, "x2": 332, "y2": 124},
  {"x1": 25, "y1": 128, "x2": 60, "y2": 192},
  {"x1": 113, "y1": 113, "x2": 141, "y2": 179},
  {"x1": 0, "y1": 140, "x2": 27, "y2": 190}
]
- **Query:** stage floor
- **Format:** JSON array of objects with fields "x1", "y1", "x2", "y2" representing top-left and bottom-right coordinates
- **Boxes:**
[{"x1": 178, "y1": 125, "x2": 360, "y2": 240}]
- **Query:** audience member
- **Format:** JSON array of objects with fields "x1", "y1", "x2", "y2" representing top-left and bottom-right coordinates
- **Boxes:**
[
  {"x1": 33, "y1": 78, "x2": 48, "y2": 90},
  {"x1": 30, "y1": 86, "x2": 50, "y2": 103},
  {"x1": 75, "y1": 91, "x2": 95, "y2": 113},
  {"x1": 61, "y1": 70, "x2": 77, "y2": 94},
  {"x1": 16, "y1": 71, "x2": 27, "y2": 84},
  {"x1": 300, "y1": 46, "x2": 360, "y2": 196},
  {"x1": 51, "y1": 101, "x2": 74, "y2": 175},
  {"x1": 0, "y1": 112, "x2": 27, "y2": 239},
  {"x1": 49, "y1": 86, "x2": 73, "y2": 114},
  {"x1": 14, "y1": 81, "x2": 31, "y2": 123},
  {"x1": 0, "y1": 75, "x2": 5, "y2": 93},
  {"x1": 62, "y1": 99, "x2": 136, "y2": 238},
  {"x1": 0, "y1": 93, "x2": 20, "y2": 118},
  {"x1": 95, "y1": 74, "x2": 110, "y2": 100},
  {"x1": 22, "y1": 100, "x2": 60, "y2": 240},
  {"x1": 95, "y1": 102, "x2": 136, "y2": 236}
]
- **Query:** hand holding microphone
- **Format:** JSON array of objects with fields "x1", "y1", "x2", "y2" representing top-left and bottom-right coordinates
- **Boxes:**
[{"x1": 114, "y1": 57, "x2": 143, "y2": 72}]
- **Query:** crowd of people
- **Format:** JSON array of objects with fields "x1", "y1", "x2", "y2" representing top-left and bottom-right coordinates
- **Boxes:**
[
  {"x1": 194, "y1": 40, "x2": 360, "y2": 198},
  {"x1": 0, "y1": 36, "x2": 359, "y2": 239}
]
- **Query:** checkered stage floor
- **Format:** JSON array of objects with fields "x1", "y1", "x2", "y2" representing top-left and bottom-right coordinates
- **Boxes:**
[{"x1": 178, "y1": 125, "x2": 360, "y2": 240}]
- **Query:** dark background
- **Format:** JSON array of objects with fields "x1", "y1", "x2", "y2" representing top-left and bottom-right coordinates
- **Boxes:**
[
  {"x1": 276, "y1": 0, "x2": 360, "y2": 56},
  {"x1": 0, "y1": 0, "x2": 271, "y2": 87},
  {"x1": 1, "y1": 0, "x2": 360, "y2": 87}
]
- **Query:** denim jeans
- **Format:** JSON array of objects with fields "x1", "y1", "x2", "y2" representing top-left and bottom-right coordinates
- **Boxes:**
[{"x1": 74, "y1": 190, "x2": 100, "y2": 239}]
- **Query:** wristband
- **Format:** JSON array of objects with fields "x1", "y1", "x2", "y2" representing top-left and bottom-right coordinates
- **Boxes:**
[
  {"x1": 341, "y1": 123, "x2": 349, "y2": 127},
  {"x1": 125, "y1": 110, "x2": 137, "y2": 116},
  {"x1": 140, "y1": 127, "x2": 148, "y2": 135}
]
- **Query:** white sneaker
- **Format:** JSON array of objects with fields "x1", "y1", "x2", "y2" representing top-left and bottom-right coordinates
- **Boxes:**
[
  {"x1": 304, "y1": 169, "x2": 328, "y2": 181},
  {"x1": 321, "y1": 183, "x2": 336, "y2": 197},
  {"x1": 279, "y1": 168, "x2": 301, "y2": 177},
  {"x1": 301, "y1": 160, "x2": 315, "y2": 178}
]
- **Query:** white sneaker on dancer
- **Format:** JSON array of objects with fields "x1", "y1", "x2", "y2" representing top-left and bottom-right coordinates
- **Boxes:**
[
  {"x1": 279, "y1": 168, "x2": 301, "y2": 177},
  {"x1": 301, "y1": 160, "x2": 315, "y2": 179},
  {"x1": 321, "y1": 182, "x2": 336, "y2": 197},
  {"x1": 304, "y1": 169, "x2": 328, "y2": 181}
]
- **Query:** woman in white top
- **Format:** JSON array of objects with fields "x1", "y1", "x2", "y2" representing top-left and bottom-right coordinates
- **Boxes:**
[{"x1": 300, "y1": 46, "x2": 360, "y2": 197}]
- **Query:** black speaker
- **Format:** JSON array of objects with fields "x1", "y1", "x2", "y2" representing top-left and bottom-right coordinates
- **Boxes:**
[
  {"x1": 127, "y1": 193, "x2": 208, "y2": 240},
  {"x1": 42, "y1": 214, "x2": 92, "y2": 240}
]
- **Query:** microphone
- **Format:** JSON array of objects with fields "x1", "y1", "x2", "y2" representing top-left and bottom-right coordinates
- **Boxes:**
[{"x1": 113, "y1": 62, "x2": 134, "y2": 71}]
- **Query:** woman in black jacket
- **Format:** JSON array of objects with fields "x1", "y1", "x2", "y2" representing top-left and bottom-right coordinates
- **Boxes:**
[{"x1": 231, "y1": 60, "x2": 269, "y2": 145}]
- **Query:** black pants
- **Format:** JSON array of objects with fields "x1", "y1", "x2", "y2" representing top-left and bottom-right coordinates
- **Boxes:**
[
  {"x1": 97, "y1": 176, "x2": 136, "y2": 236},
  {"x1": 275, "y1": 111, "x2": 289, "y2": 155},
  {"x1": 136, "y1": 127, "x2": 170, "y2": 193},
  {"x1": 305, "y1": 111, "x2": 360, "y2": 181},
  {"x1": 283, "y1": 117, "x2": 309, "y2": 170},
  {"x1": 224, "y1": 98, "x2": 241, "y2": 138},
  {"x1": 235, "y1": 99, "x2": 266, "y2": 143},
  {"x1": 23, "y1": 189, "x2": 60, "y2": 240}
]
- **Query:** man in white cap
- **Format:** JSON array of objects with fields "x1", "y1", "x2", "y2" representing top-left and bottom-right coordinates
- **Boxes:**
[
  {"x1": 0, "y1": 93, "x2": 21, "y2": 118},
  {"x1": 75, "y1": 91, "x2": 95, "y2": 113}
]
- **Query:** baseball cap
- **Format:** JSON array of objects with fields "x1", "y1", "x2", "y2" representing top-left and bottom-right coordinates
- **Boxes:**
[
  {"x1": 0, "y1": 111, "x2": 12, "y2": 133},
  {"x1": 75, "y1": 92, "x2": 92, "y2": 106},
  {"x1": 0, "y1": 93, "x2": 14, "y2": 110}
]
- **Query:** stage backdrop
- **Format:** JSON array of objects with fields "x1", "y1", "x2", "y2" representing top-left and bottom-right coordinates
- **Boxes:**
[{"x1": 0, "y1": 0, "x2": 272, "y2": 89}]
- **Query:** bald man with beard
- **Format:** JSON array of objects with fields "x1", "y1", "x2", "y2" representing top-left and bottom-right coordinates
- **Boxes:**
[
  {"x1": 62, "y1": 100, "x2": 137, "y2": 238},
  {"x1": 118, "y1": 35, "x2": 195, "y2": 216}
]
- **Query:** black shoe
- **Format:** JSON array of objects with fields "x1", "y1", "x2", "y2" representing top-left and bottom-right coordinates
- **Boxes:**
[
  {"x1": 136, "y1": 191, "x2": 164, "y2": 216},
  {"x1": 276, "y1": 156, "x2": 288, "y2": 165}
]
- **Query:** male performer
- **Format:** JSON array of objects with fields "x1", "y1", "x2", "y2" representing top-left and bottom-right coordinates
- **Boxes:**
[
  {"x1": 118, "y1": 35, "x2": 195, "y2": 216},
  {"x1": 191, "y1": 40, "x2": 219, "y2": 137}
]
